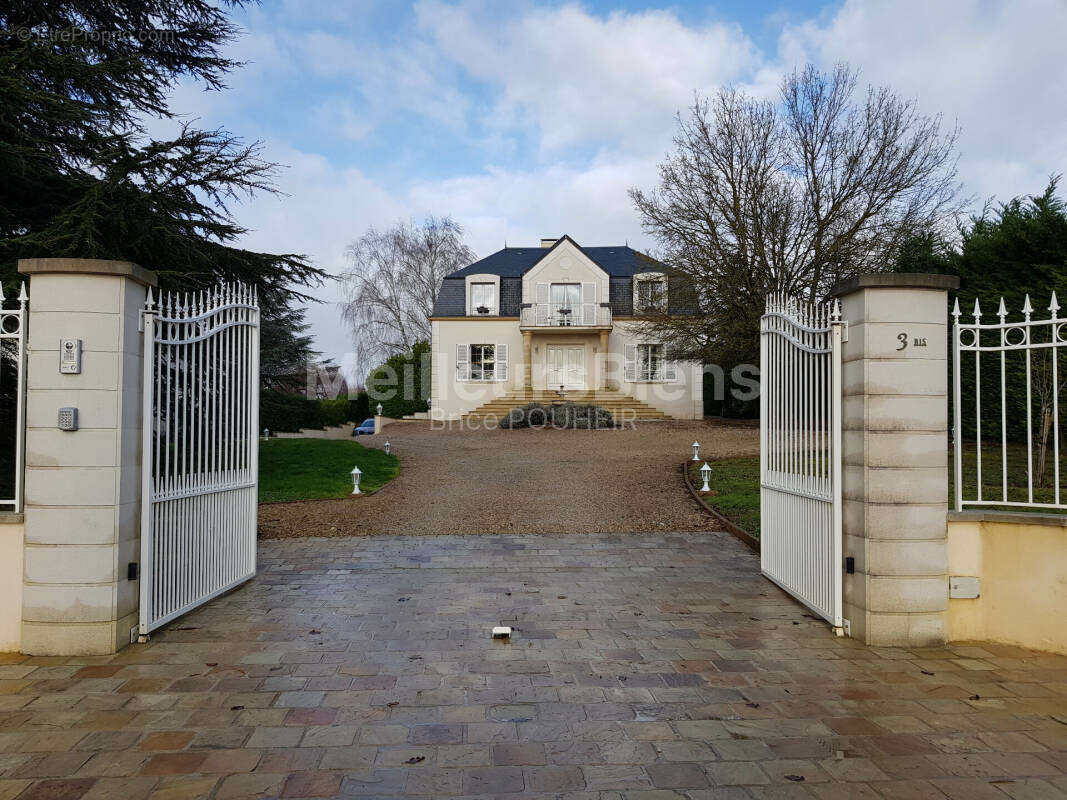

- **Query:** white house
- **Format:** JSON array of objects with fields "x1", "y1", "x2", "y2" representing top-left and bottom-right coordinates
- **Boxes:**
[{"x1": 429, "y1": 235, "x2": 703, "y2": 421}]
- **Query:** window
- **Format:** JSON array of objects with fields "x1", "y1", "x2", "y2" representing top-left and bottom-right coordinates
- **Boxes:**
[
  {"x1": 457, "y1": 343, "x2": 509, "y2": 382},
  {"x1": 638, "y1": 343, "x2": 663, "y2": 381},
  {"x1": 550, "y1": 283, "x2": 579, "y2": 325},
  {"x1": 624, "y1": 343, "x2": 676, "y2": 382},
  {"x1": 470, "y1": 283, "x2": 495, "y2": 315},
  {"x1": 636, "y1": 278, "x2": 666, "y2": 311},
  {"x1": 469, "y1": 344, "x2": 495, "y2": 380}
]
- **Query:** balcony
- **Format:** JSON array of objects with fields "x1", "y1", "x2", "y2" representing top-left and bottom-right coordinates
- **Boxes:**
[{"x1": 520, "y1": 303, "x2": 612, "y2": 329}]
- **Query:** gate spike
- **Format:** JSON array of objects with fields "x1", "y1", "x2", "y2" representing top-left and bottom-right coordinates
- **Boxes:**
[
  {"x1": 0, "y1": 283, "x2": 6, "y2": 302},
  {"x1": 1051, "y1": 291, "x2": 1060, "y2": 315},
  {"x1": 1022, "y1": 294, "x2": 1033, "y2": 317},
  {"x1": 997, "y1": 297, "x2": 1007, "y2": 318},
  {"x1": 830, "y1": 299, "x2": 841, "y2": 322},
  {"x1": 951, "y1": 297, "x2": 961, "y2": 318},
  {"x1": 972, "y1": 298, "x2": 982, "y2": 319},
  {"x1": 18, "y1": 282, "x2": 27, "y2": 304}
]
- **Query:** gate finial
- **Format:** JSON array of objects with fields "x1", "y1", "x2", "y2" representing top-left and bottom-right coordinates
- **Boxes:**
[
  {"x1": 951, "y1": 297, "x2": 960, "y2": 319},
  {"x1": 1051, "y1": 291, "x2": 1060, "y2": 316},
  {"x1": 972, "y1": 298, "x2": 982, "y2": 320},
  {"x1": 997, "y1": 297, "x2": 1007, "y2": 319},
  {"x1": 18, "y1": 282, "x2": 27, "y2": 306},
  {"x1": 1022, "y1": 294, "x2": 1033, "y2": 318}
]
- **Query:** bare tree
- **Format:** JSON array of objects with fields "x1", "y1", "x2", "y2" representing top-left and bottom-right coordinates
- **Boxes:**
[
  {"x1": 630, "y1": 63, "x2": 962, "y2": 365},
  {"x1": 341, "y1": 217, "x2": 475, "y2": 379}
]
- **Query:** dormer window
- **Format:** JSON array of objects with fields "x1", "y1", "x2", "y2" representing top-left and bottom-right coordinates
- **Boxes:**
[
  {"x1": 470, "y1": 282, "x2": 495, "y2": 315},
  {"x1": 634, "y1": 272, "x2": 667, "y2": 313}
]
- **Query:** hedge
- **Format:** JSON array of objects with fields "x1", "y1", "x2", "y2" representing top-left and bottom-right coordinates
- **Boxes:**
[
  {"x1": 260, "y1": 391, "x2": 367, "y2": 434},
  {"x1": 499, "y1": 402, "x2": 614, "y2": 430},
  {"x1": 365, "y1": 340, "x2": 430, "y2": 418}
]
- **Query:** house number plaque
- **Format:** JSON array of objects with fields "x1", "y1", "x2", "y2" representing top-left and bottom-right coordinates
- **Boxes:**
[{"x1": 896, "y1": 332, "x2": 928, "y2": 351}]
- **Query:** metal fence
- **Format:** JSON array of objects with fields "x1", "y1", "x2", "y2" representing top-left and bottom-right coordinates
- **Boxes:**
[
  {"x1": 953, "y1": 293, "x2": 1067, "y2": 511},
  {"x1": 0, "y1": 284, "x2": 27, "y2": 512}
]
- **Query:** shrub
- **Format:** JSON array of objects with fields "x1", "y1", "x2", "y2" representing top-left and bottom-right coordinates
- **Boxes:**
[
  {"x1": 260, "y1": 389, "x2": 323, "y2": 433},
  {"x1": 365, "y1": 340, "x2": 431, "y2": 418},
  {"x1": 319, "y1": 398, "x2": 350, "y2": 427},
  {"x1": 350, "y1": 391, "x2": 371, "y2": 422},
  {"x1": 499, "y1": 402, "x2": 613, "y2": 430},
  {"x1": 551, "y1": 403, "x2": 614, "y2": 429}
]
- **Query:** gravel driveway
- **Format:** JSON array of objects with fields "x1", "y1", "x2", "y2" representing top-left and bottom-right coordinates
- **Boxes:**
[{"x1": 259, "y1": 419, "x2": 758, "y2": 538}]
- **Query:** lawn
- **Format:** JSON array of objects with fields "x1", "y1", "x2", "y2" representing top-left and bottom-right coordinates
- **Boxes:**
[
  {"x1": 952, "y1": 441, "x2": 1067, "y2": 512},
  {"x1": 686, "y1": 441, "x2": 1067, "y2": 539},
  {"x1": 689, "y1": 457, "x2": 761, "y2": 538},
  {"x1": 259, "y1": 438, "x2": 399, "y2": 503}
]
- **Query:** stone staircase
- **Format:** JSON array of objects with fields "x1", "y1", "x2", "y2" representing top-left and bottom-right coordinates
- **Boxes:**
[{"x1": 463, "y1": 389, "x2": 673, "y2": 421}]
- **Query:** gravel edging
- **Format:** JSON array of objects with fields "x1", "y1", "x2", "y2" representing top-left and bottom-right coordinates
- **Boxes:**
[{"x1": 681, "y1": 461, "x2": 759, "y2": 553}]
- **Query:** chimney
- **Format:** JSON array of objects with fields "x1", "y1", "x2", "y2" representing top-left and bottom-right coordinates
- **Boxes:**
[{"x1": 540, "y1": 238, "x2": 558, "y2": 249}]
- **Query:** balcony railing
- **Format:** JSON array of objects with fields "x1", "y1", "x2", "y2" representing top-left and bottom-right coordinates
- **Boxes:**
[{"x1": 520, "y1": 303, "x2": 612, "y2": 328}]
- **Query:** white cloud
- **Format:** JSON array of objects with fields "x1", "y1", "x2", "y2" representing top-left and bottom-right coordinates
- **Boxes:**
[
  {"x1": 408, "y1": 156, "x2": 658, "y2": 256},
  {"x1": 417, "y1": 0, "x2": 760, "y2": 155},
  {"x1": 775, "y1": 0, "x2": 1067, "y2": 203},
  {"x1": 187, "y1": 0, "x2": 1064, "y2": 372}
]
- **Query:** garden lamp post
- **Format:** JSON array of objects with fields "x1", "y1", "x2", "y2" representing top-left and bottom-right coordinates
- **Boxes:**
[
  {"x1": 691, "y1": 441, "x2": 700, "y2": 461},
  {"x1": 700, "y1": 462, "x2": 712, "y2": 492},
  {"x1": 384, "y1": 441, "x2": 391, "y2": 455},
  {"x1": 262, "y1": 428, "x2": 269, "y2": 439},
  {"x1": 376, "y1": 402, "x2": 383, "y2": 416},
  {"x1": 350, "y1": 465, "x2": 362, "y2": 495}
]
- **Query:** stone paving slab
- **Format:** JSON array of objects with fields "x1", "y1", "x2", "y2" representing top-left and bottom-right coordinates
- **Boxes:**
[{"x1": 0, "y1": 532, "x2": 1066, "y2": 799}]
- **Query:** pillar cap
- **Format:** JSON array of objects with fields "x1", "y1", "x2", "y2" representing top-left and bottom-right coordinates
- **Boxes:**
[
  {"x1": 830, "y1": 272, "x2": 959, "y2": 297},
  {"x1": 18, "y1": 258, "x2": 158, "y2": 287}
]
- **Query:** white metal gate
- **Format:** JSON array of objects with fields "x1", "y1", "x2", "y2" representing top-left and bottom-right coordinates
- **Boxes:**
[
  {"x1": 759, "y1": 293, "x2": 844, "y2": 630},
  {"x1": 0, "y1": 284, "x2": 27, "y2": 512},
  {"x1": 139, "y1": 284, "x2": 260, "y2": 636}
]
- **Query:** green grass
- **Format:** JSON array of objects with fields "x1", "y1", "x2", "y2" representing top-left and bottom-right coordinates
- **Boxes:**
[
  {"x1": 258, "y1": 438, "x2": 399, "y2": 503},
  {"x1": 951, "y1": 441, "x2": 1067, "y2": 513},
  {"x1": 689, "y1": 457, "x2": 761, "y2": 538},
  {"x1": 685, "y1": 441, "x2": 1067, "y2": 537}
]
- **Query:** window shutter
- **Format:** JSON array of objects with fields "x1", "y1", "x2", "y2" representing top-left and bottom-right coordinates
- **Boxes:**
[
  {"x1": 623, "y1": 344, "x2": 637, "y2": 382},
  {"x1": 663, "y1": 345, "x2": 677, "y2": 382},
  {"x1": 492, "y1": 343, "x2": 505, "y2": 384},
  {"x1": 660, "y1": 277, "x2": 668, "y2": 311},
  {"x1": 535, "y1": 283, "x2": 549, "y2": 324},
  {"x1": 581, "y1": 282, "x2": 596, "y2": 325},
  {"x1": 632, "y1": 279, "x2": 640, "y2": 314},
  {"x1": 456, "y1": 344, "x2": 469, "y2": 381}
]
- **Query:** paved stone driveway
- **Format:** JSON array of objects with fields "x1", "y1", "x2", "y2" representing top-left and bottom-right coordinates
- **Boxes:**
[{"x1": 2, "y1": 532, "x2": 1066, "y2": 799}]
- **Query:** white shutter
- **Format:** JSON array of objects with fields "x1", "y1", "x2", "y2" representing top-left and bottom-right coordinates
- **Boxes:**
[
  {"x1": 496, "y1": 344, "x2": 508, "y2": 382},
  {"x1": 663, "y1": 345, "x2": 677, "y2": 382},
  {"x1": 632, "y1": 279, "x2": 640, "y2": 313},
  {"x1": 623, "y1": 344, "x2": 637, "y2": 382},
  {"x1": 535, "y1": 283, "x2": 550, "y2": 325},
  {"x1": 581, "y1": 282, "x2": 596, "y2": 325},
  {"x1": 456, "y1": 344, "x2": 469, "y2": 381}
]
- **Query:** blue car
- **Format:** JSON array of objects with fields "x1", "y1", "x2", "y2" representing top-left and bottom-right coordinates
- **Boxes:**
[{"x1": 352, "y1": 418, "x2": 375, "y2": 436}]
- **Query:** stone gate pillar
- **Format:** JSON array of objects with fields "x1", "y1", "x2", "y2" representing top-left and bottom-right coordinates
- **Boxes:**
[
  {"x1": 832, "y1": 273, "x2": 959, "y2": 647},
  {"x1": 18, "y1": 259, "x2": 156, "y2": 655}
]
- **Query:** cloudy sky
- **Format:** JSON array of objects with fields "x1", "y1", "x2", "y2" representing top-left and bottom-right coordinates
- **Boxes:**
[{"x1": 167, "y1": 0, "x2": 1066, "y2": 373}]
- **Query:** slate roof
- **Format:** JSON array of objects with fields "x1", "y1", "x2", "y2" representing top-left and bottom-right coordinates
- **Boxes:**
[{"x1": 446, "y1": 235, "x2": 668, "y2": 278}]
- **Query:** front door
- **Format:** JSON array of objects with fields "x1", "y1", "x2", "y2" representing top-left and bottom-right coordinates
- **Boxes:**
[{"x1": 546, "y1": 346, "x2": 584, "y2": 389}]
